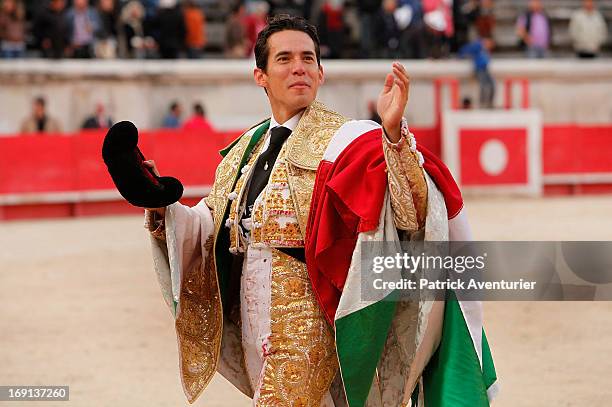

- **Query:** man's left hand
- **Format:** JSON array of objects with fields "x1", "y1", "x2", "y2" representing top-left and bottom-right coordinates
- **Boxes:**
[{"x1": 377, "y1": 62, "x2": 410, "y2": 143}]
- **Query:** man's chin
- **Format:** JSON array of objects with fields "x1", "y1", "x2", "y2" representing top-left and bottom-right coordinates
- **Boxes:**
[{"x1": 291, "y1": 94, "x2": 316, "y2": 109}]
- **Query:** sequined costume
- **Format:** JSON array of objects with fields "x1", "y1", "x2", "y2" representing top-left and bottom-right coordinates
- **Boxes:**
[{"x1": 147, "y1": 101, "x2": 443, "y2": 406}]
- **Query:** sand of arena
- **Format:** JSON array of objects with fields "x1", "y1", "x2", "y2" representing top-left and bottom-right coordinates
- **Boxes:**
[{"x1": 1, "y1": 195, "x2": 612, "y2": 406}]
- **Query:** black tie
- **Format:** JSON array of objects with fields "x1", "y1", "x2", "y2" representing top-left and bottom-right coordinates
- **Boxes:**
[{"x1": 244, "y1": 126, "x2": 292, "y2": 218}]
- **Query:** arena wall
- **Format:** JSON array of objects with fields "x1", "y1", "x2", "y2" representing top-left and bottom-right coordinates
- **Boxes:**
[{"x1": 1, "y1": 59, "x2": 612, "y2": 134}]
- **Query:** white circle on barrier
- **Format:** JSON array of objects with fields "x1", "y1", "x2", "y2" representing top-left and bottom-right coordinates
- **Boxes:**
[{"x1": 479, "y1": 139, "x2": 508, "y2": 176}]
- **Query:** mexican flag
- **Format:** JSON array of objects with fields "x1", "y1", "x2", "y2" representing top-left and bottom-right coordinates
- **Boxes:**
[{"x1": 305, "y1": 121, "x2": 498, "y2": 407}]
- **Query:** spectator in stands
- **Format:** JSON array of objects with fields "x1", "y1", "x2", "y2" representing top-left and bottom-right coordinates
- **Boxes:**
[
  {"x1": 459, "y1": 36, "x2": 495, "y2": 109},
  {"x1": 375, "y1": 0, "x2": 401, "y2": 59},
  {"x1": 33, "y1": 0, "x2": 70, "y2": 59},
  {"x1": 95, "y1": 0, "x2": 119, "y2": 59},
  {"x1": 461, "y1": 96, "x2": 473, "y2": 109},
  {"x1": 66, "y1": 0, "x2": 101, "y2": 59},
  {"x1": 183, "y1": 0, "x2": 206, "y2": 59},
  {"x1": 244, "y1": 1, "x2": 269, "y2": 57},
  {"x1": 141, "y1": 0, "x2": 160, "y2": 20},
  {"x1": 569, "y1": 0, "x2": 608, "y2": 59},
  {"x1": 465, "y1": 0, "x2": 496, "y2": 39},
  {"x1": 367, "y1": 100, "x2": 382, "y2": 124},
  {"x1": 0, "y1": 0, "x2": 26, "y2": 58},
  {"x1": 476, "y1": 0, "x2": 495, "y2": 38},
  {"x1": 118, "y1": 0, "x2": 151, "y2": 59},
  {"x1": 423, "y1": 0, "x2": 454, "y2": 58},
  {"x1": 397, "y1": 0, "x2": 427, "y2": 59},
  {"x1": 225, "y1": 3, "x2": 248, "y2": 58},
  {"x1": 317, "y1": 0, "x2": 346, "y2": 59},
  {"x1": 162, "y1": 101, "x2": 182, "y2": 128},
  {"x1": 516, "y1": 0, "x2": 551, "y2": 59},
  {"x1": 81, "y1": 102, "x2": 113, "y2": 129},
  {"x1": 452, "y1": 0, "x2": 472, "y2": 52},
  {"x1": 20, "y1": 96, "x2": 62, "y2": 134},
  {"x1": 183, "y1": 102, "x2": 214, "y2": 133},
  {"x1": 153, "y1": 0, "x2": 186, "y2": 59},
  {"x1": 356, "y1": 0, "x2": 382, "y2": 58}
]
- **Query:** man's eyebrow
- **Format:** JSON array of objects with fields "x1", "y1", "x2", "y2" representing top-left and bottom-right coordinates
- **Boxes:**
[{"x1": 273, "y1": 50, "x2": 316, "y2": 58}]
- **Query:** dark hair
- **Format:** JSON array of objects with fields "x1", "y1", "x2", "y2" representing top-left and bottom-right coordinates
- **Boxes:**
[
  {"x1": 254, "y1": 14, "x2": 320, "y2": 72},
  {"x1": 34, "y1": 96, "x2": 46, "y2": 106},
  {"x1": 170, "y1": 101, "x2": 179, "y2": 111},
  {"x1": 193, "y1": 103, "x2": 205, "y2": 116}
]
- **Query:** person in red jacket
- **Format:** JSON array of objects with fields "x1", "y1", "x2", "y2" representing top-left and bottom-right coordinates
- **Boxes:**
[{"x1": 182, "y1": 102, "x2": 214, "y2": 133}]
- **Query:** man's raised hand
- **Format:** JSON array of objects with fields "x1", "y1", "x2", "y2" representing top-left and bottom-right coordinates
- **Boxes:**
[{"x1": 377, "y1": 62, "x2": 410, "y2": 143}]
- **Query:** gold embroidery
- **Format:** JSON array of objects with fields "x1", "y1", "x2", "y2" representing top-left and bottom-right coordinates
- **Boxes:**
[
  {"x1": 257, "y1": 250, "x2": 338, "y2": 406},
  {"x1": 251, "y1": 148, "x2": 305, "y2": 248},
  {"x1": 286, "y1": 164, "x2": 318, "y2": 238},
  {"x1": 382, "y1": 135, "x2": 428, "y2": 230},
  {"x1": 204, "y1": 134, "x2": 252, "y2": 235},
  {"x1": 176, "y1": 124, "x2": 264, "y2": 403},
  {"x1": 286, "y1": 100, "x2": 350, "y2": 170},
  {"x1": 285, "y1": 100, "x2": 349, "y2": 235},
  {"x1": 227, "y1": 139, "x2": 266, "y2": 252},
  {"x1": 175, "y1": 235, "x2": 223, "y2": 403}
]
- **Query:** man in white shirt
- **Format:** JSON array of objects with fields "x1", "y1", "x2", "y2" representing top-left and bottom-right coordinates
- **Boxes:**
[{"x1": 569, "y1": 0, "x2": 609, "y2": 58}]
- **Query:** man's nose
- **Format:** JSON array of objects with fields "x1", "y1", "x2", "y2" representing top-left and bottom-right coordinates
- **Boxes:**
[{"x1": 291, "y1": 59, "x2": 306, "y2": 75}]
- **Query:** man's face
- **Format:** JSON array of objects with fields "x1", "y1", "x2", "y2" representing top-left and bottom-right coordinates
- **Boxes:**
[
  {"x1": 254, "y1": 30, "x2": 324, "y2": 118},
  {"x1": 74, "y1": 0, "x2": 88, "y2": 10},
  {"x1": 51, "y1": 0, "x2": 66, "y2": 11},
  {"x1": 529, "y1": 0, "x2": 542, "y2": 12},
  {"x1": 33, "y1": 101, "x2": 45, "y2": 118},
  {"x1": 584, "y1": 0, "x2": 594, "y2": 11},
  {"x1": 173, "y1": 105, "x2": 182, "y2": 117}
]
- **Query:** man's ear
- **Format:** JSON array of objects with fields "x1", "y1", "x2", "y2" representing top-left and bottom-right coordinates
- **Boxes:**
[
  {"x1": 254, "y1": 68, "x2": 267, "y2": 89},
  {"x1": 318, "y1": 64, "x2": 325, "y2": 86}
]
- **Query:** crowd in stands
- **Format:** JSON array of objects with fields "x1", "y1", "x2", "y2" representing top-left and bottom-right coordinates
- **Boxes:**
[
  {"x1": 16, "y1": 95, "x2": 215, "y2": 135},
  {"x1": 0, "y1": 0, "x2": 609, "y2": 60}
]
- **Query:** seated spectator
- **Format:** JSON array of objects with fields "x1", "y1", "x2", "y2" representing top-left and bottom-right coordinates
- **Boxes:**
[
  {"x1": 118, "y1": 1, "x2": 153, "y2": 59},
  {"x1": 20, "y1": 96, "x2": 62, "y2": 134},
  {"x1": 317, "y1": 0, "x2": 346, "y2": 59},
  {"x1": 0, "y1": 0, "x2": 25, "y2": 58},
  {"x1": 95, "y1": 0, "x2": 119, "y2": 59},
  {"x1": 244, "y1": 1, "x2": 269, "y2": 57},
  {"x1": 183, "y1": 0, "x2": 206, "y2": 59},
  {"x1": 469, "y1": 0, "x2": 496, "y2": 39},
  {"x1": 183, "y1": 103, "x2": 214, "y2": 133},
  {"x1": 66, "y1": 0, "x2": 101, "y2": 59},
  {"x1": 225, "y1": 3, "x2": 248, "y2": 58},
  {"x1": 461, "y1": 96, "x2": 473, "y2": 109},
  {"x1": 162, "y1": 101, "x2": 182, "y2": 129},
  {"x1": 81, "y1": 102, "x2": 113, "y2": 129},
  {"x1": 356, "y1": 0, "x2": 382, "y2": 58},
  {"x1": 33, "y1": 0, "x2": 70, "y2": 59},
  {"x1": 367, "y1": 100, "x2": 381, "y2": 124},
  {"x1": 569, "y1": 0, "x2": 608, "y2": 59},
  {"x1": 516, "y1": 0, "x2": 551, "y2": 59},
  {"x1": 459, "y1": 36, "x2": 495, "y2": 109},
  {"x1": 423, "y1": 0, "x2": 454, "y2": 58},
  {"x1": 397, "y1": 0, "x2": 427, "y2": 59},
  {"x1": 152, "y1": 0, "x2": 186, "y2": 59},
  {"x1": 375, "y1": 0, "x2": 401, "y2": 59}
]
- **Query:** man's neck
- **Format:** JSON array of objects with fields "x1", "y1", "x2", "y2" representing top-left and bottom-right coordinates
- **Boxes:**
[
  {"x1": 271, "y1": 109, "x2": 304, "y2": 132},
  {"x1": 271, "y1": 106, "x2": 306, "y2": 125}
]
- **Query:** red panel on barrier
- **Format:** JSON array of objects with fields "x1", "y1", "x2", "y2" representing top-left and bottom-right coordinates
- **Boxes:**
[
  {"x1": 74, "y1": 130, "x2": 114, "y2": 190},
  {"x1": 146, "y1": 129, "x2": 224, "y2": 186},
  {"x1": 0, "y1": 129, "x2": 242, "y2": 196},
  {"x1": 413, "y1": 127, "x2": 441, "y2": 158},
  {"x1": 543, "y1": 125, "x2": 612, "y2": 174},
  {"x1": 0, "y1": 134, "x2": 75, "y2": 193},
  {"x1": 459, "y1": 128, "x2": 528, "y2": 185}
]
